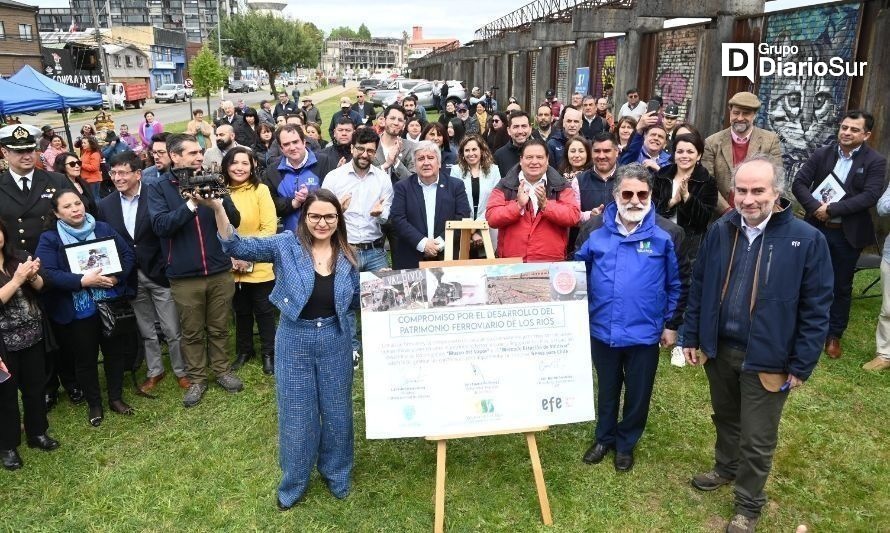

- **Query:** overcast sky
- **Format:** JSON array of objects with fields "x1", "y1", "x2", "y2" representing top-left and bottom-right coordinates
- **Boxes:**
[{"x1": 26, "y1": 0, "x2": 834, "y2": 44}]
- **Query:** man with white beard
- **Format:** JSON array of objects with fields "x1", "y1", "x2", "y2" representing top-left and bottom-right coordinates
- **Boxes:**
[{"x1": 574, "y1": 164, "x2": 685, "y2": 473}]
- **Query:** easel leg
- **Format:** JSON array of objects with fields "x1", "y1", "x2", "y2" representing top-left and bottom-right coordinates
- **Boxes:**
[
  {"x1": 526, "y1": 432, "x2": 553, "y2": 525},
  {"x1": 434, "y1": 439, "x2": 447, "y2": 533}
]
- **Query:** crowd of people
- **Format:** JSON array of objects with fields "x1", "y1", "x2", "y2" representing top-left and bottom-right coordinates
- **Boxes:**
[{"x1": 0, "y1": 82, "x2": 886, "y2": 532}]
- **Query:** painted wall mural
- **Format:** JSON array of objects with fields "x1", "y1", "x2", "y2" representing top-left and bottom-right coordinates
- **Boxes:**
[
  {"x1": 592, "y1": 37, "x2": 617, "y2": 99},
  {"x1": 755, "y1": 3, "x2": 862, "y2": 178},
  {"x1": 654, "y1": 26, "x2": 702, "y2": 121}
]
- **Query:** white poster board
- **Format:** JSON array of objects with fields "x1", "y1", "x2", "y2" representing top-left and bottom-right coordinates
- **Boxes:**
[{"x1": 360, "y1": 262, "x2": 595, "y2": 439}]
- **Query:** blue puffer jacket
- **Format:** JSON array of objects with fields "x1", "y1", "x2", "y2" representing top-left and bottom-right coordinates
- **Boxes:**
[
  {"x1": 575, "y1": 202, "x2": 681, "y2": 347},
  {"x1": 682, "y1": 199, "x2": 833, "y2": 380}
]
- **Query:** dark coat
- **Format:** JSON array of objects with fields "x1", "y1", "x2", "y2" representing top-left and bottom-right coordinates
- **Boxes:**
[
  {"x1": 146, "y1": 170, "x2": 241, "y2": 279},
  {"x1": 389, "y1": 173, "x2": 470, "y2": 269},
  {"x1": 35, "y1": 221, "x2": 135, "y2": 325},
  {"x1": 96, "y1": 187, "x2": 169, "y2": 289},
  {"x1": 652, "y1": 163, "x2": 719, "y2": 236},
  {"x1": 214, "y1": 114, "x2": 253, "y2": 148},
  {"x1": 683, "y1": 199, "x2": 833, "y2": 380},
  {"x1": 791, "y1": 142, "x2": 888, "y2": 249},
  {"x1": 0, "y1": 169, "x2": 72, "y2": 253},
  {"x1": 351, "y1": 102, "x2": 376, "y2": 122}
]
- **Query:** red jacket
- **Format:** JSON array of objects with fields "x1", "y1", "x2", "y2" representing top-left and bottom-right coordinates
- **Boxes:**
[{"x1": 486, "y1": 167, "x2": 580, "y2": 262}]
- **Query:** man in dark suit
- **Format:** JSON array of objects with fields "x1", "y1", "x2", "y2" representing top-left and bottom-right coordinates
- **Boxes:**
[
  {"x1": 792, "y1": 110, "x2": 888, "y2": 359},
  {"x1": 351, "y1": 90, "x2": 376, "y2": 125},
  {"x1": 390, "y1": 140, "x2": 470, "y2": 269},
  {"x1": 98, "y1": 151, "x2": 188, "y2": 395},
  {"x1": 0, "y1": 124, "x2": 79, "y2": 410},
  {"x1": 0, "y1": 124, "x2": 73, "y2": 253}
]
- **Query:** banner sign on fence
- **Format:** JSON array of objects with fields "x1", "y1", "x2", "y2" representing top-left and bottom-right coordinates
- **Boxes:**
[{"x1": 360, "y1": 262, "x2": 595, "y2": 439}]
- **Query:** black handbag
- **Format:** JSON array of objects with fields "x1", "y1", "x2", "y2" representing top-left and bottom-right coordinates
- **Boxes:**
[{"x1": 96, "y1": 296, "x2": 137, "y2": 338}]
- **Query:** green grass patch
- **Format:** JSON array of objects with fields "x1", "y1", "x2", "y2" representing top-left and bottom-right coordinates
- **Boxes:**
[{"x1": 7, "y1": 251, "x2": 886, "y2": 531}]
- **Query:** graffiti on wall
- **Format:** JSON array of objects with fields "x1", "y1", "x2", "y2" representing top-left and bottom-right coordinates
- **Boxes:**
[
  {"x1": 654, "y1": 27, "x2": 702, "y2": 121},
  {"x1": 755, "y1": 3, "x2": 862, "y2": 178},
  {"x1": 592, "y1": 38, "x2": 617, "y2": 98}
]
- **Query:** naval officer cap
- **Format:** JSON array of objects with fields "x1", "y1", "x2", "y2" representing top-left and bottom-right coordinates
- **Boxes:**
[{"x1": 0, "y1": 124, "x2": 42, "y2": 150}]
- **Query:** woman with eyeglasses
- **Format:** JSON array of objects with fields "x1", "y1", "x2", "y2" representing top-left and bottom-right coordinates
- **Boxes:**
[
  {"x1": 220, "y1": 147, "x2": 278, "y2": 375},
  {"x1": 203, "y1": 188, "x2": 359, "y2": 510},
  {"x1": 53, "y1": 153, "x2": 97, "y2": 215},
  {"x1": 35, "y1": 189, "x2": 136, "y2": 427}
]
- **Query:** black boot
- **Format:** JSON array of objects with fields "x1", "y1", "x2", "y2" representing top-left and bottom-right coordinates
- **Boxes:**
[
  {"x1": 231, "y1": 353, "x2": 253, "y2": 371},
  {"x1": 262, "y1": 353, "x2": 274, "y2": 375}
]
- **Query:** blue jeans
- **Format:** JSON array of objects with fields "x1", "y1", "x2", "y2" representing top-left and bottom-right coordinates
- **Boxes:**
[{"x1": 347, "y1": 246, "x2": 390, "y2": 352}]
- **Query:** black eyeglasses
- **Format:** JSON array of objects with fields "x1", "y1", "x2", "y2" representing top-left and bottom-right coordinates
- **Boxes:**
[
  {"x1": 620, "y1": 190, "x2": 650, "y2": 201},
  {"x1": 66, "y1": 160, "x2": 82, "y2": 168},
  {"x1": 307, "y1": 213, "x2": 338, "y2": 224}
]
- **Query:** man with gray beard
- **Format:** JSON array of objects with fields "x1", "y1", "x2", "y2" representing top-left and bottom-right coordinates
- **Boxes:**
[{"x1": 575, "y1": 164, "x2": 685, "y2": 473}]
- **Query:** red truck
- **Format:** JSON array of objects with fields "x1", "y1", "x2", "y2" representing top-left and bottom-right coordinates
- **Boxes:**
[{"x1": 98, "y1": 81, "x2": 149, "y2": 109}]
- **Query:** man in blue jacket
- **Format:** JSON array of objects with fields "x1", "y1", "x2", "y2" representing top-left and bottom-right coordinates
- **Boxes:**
[
  {"x1": 147, "y1": 133, "x2": 244, "y2": 408},
  {"x1": 683, "y1": 155, "x2": 833, "y2": 533},
  {"x1": 575, "y1": 164, "x2": 683, "y2": 472}
]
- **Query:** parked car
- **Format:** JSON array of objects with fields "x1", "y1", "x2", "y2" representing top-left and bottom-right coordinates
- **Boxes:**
[
  {"x1": 359, "y1": 78, "x2": 382, "y2": 91},
  {"x1": 374, "y1": 80, "x2": 467, "y2": 110},
  {"x1": 154, "y1": 83, "x2": 188, "y2": 103},
  {"x1": 228, "y1": 80, "x2": 247, "y2": 93},
  {"x1": 296, "y1": 75, "x2": 308, "y2": 83},
  {"x1": 245, "y1": 79, "x2": 259, "y2": 91},
  {"x1": 369, "y1": 78, "x2": 425, "y2": 107}
]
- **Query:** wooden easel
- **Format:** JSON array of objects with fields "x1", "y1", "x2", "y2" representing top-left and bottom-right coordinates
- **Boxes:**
[
  {"x1": 424, "y1": 427, "x2": 553, "y2": 533},
  {"x1": 442, "y1": 219, "x2": 495, "y2": 261},
  {"x1": 419, "y1": 219, "x2": 553, "y2": 533}
]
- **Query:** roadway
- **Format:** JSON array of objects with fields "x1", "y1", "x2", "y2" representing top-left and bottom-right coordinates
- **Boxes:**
[{"x1": 26, "y1": 82, "x2": 355, "y2": 140}]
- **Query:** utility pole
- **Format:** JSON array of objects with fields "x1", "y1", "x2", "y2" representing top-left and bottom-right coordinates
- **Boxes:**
[
  {"x1": 216, "y1": 0, "x2": 224, "y2": 106},
  {"x1": 89, "y1": 0, "x2": 115, "y2": 110}
]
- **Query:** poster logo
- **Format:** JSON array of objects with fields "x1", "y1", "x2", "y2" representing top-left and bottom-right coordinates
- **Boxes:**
[
  {"x1": 479, "y1": 400, "x2": 495, "y2": 414},
  {"x1": 722, "y1": 43, "x2": 755, "y2": 82},
  {"x1": 722, "y1": 42, "x2": 867, "y2": 84}
]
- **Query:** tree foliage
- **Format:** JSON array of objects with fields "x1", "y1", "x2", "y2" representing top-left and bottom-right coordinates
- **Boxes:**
[
  {"x1": 357, "y1": 24, "x2": 371, "y2": 41},
  {"x1": 219, "y1": 12, "x2": 323, "y2": 95},
  {"x1": 188, "y1": 45, "x2": 228, "y2": 99}
]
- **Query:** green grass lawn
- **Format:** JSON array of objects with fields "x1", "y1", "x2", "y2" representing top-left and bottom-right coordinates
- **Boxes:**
[{"x1": 3, "y1": 271, "x2": 888, "y2": 531}]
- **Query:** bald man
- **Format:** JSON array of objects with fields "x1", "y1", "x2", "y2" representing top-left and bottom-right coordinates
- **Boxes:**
[{"x1": 203, "y1": 124, "x2": 246, "y2": 170}]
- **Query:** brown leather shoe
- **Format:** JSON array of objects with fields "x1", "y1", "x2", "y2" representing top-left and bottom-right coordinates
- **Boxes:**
[
  {"x1": 177, "y1": 376, "x2": 192, "y2": 389},
  {"x1": 825, "y1": 337, "x2": 842, "y2": 359},
  {"x1": 139, "y1": 372, "x2": 166, "y2": 393}
]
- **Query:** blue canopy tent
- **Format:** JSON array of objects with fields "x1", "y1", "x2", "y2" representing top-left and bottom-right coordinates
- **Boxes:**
[
  {"x1": 0, "y1": 78, "x2": 60, "y2": 116},
  {"x1": 4, "y1": 65, "x2": 103, "y2": 148}
]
